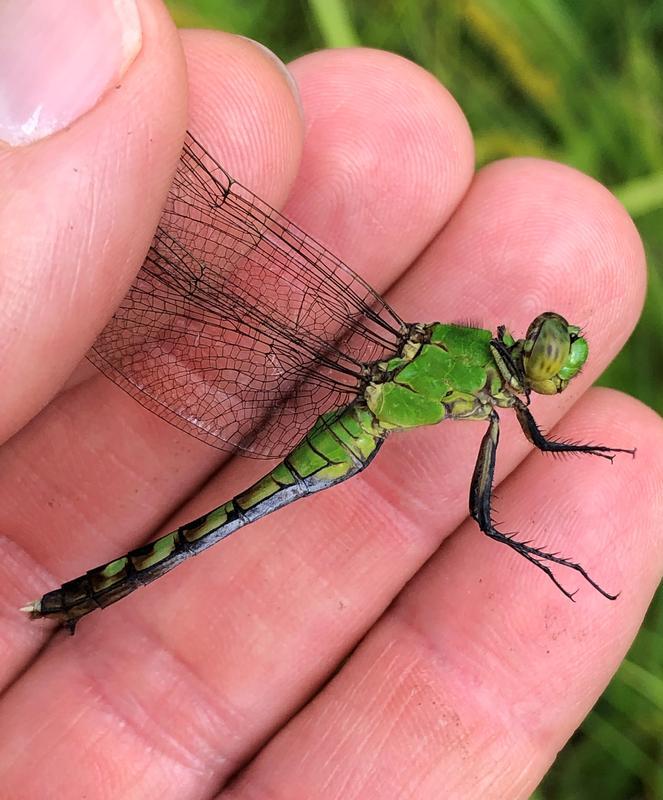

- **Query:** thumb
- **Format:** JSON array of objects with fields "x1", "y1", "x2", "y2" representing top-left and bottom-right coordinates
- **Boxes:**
[{"x1": 0, "y1": 0, "x2": 187, "y2": 442}]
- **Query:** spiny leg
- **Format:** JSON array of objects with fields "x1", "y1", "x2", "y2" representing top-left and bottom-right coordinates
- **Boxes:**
[
  {"x1": 513, "y1": 397, "x2": 636, "y2": 461},
  {"x1": 469, "y1": 411, "x2": 618, "y2": 600}
]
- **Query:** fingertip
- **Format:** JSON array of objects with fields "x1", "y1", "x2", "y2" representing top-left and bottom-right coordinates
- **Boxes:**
[
  {"x1": 476, "y1": 157, "x2": 646, "y2": 331},
  {"x1": 284, "y1": 47, "x2": 475, "y2": 283},
  {"x1": 180, "y1": 29, "x2": 305, "y2": 206}
]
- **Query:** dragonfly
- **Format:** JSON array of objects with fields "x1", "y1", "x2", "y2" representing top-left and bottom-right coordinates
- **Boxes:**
[{"x1": 23, "y1": 131, "x2": 634, "y2": 632}]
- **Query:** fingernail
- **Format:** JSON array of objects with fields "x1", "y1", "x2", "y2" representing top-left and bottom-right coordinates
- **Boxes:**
[{"x1": 0, "y1": 0, "x2": 142, "y2": 146}]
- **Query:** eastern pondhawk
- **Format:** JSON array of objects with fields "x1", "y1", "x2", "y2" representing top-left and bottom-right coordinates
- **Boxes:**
[{"x1": 23, "y1": 132, "x2": 634, "y2": 632}]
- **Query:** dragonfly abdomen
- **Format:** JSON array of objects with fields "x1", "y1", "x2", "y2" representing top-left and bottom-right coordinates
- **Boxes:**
[{"x1": 25, "y1": 403, "x2": 385, "y2": 631}]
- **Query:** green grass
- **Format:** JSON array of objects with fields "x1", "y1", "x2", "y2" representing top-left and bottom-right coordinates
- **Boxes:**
[{"x1": 166, "y1": 2, "x2": 662, "y2": 797}]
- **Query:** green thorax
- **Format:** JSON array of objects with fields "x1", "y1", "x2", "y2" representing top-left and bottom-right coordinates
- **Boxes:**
[{"x1": 365, "y1": 322, "x2": 509, "y2": 430}]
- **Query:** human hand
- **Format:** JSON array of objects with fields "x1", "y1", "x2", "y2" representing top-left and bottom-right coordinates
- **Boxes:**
[{"x1": 0, "y1": 2, "x2": 661, "y2": 798}]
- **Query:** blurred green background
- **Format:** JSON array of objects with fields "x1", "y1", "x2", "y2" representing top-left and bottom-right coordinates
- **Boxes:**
[{"x1": 166, "y1": 2, "x2": 662, "y2": 798}]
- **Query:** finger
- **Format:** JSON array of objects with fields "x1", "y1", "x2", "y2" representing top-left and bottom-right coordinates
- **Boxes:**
[
  {"x1": 284, "y1": 47, "x2": 474, "y2": 280},
  {"x1": 0, "y1": 0, "x2": 187, "y2": 443},
  {"x1": 219, "y1": 390, "x2": 663, "y2": 800}
]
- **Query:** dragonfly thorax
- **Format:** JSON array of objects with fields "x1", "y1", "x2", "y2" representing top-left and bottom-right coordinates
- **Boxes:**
[{"x1": 364, "y1": 322, "x2": 500, "y2": 430}]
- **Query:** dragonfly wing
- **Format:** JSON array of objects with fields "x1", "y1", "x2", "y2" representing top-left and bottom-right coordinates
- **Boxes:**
[{"x1": 89, "y1": 132, "x2": 405, "y2": 458}]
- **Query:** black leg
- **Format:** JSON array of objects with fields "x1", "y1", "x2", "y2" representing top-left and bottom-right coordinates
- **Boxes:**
[
  {"x1": 469, "y1": 411, "x2": 619, "y2": 601},
  {"x1": 514, "y1": 397, "x2": 636, "y2": 461}
]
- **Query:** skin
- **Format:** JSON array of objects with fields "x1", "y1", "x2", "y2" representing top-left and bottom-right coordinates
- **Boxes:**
[{"x1": 0, "y1": 1, "x2": 661, "y2": 797}]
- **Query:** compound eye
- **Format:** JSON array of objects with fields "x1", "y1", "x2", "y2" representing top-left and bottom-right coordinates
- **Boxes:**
[{"x1": 524, "y1": 313, "x2": 571, "y2": 382}]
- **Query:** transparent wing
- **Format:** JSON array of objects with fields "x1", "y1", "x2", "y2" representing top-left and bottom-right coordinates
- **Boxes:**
[{"x1": 89, "y1": 132, "x2": 405, "y2": 458}]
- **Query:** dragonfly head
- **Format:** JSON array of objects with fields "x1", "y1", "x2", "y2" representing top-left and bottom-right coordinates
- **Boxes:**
[{"x1": 518, "y1": 312, "x2": 588, "y2": 395}]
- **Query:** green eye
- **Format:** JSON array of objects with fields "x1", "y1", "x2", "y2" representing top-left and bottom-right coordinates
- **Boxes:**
[
  {"x1": 521, "y1": 313, "x2": 588, "y2": 394},
  {"x1": 524, "y1": 313, "x2": 572, "y2": 382}
]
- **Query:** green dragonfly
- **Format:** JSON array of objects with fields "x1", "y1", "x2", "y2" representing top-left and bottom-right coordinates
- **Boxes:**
[{"x1": 23, "y1": 132, "x2": 634, "y2": 632}]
